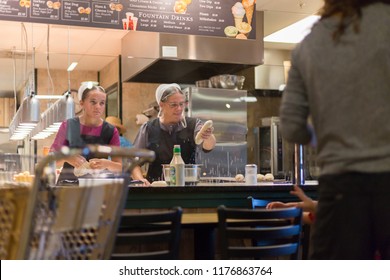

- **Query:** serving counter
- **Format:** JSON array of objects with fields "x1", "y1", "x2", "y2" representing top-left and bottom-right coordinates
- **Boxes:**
[{"x1": 125, "y1": 181, "x2": 318, "y2": 209}]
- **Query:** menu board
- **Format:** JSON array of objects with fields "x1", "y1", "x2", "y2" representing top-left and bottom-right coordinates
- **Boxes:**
[{"x1": 0, "y1": 0, "x2": 256, "y2": 39}]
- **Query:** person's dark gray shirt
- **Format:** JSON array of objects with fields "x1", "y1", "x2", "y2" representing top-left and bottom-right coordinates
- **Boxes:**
[{"x1": 280, "y1": 3, "x2": 390, "y2": 175}]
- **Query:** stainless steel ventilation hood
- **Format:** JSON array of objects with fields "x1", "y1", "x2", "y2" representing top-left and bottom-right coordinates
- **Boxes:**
[{"x1": 121, "y1": 12, "x2": 264, "y2": 84}]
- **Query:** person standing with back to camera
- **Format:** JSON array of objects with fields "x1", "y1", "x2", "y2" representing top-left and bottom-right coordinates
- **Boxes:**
[
  {"x1": 50, "y1": 83, "x2": 122, "y2": 184},
  {"x1": 280, "y1": 0, "x2": 390, "y2": 259},
  {"x1": 131, "y1": 83, "x2": 216, "y2": 185}
]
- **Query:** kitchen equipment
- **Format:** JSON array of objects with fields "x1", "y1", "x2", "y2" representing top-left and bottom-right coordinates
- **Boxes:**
[
  {"x1": 162, "y1": 164, "x2": 202, "y2": 185},
  {"x1": 209, "y1": 74, "x2": 245, "y2": 89},
  {"x1": 254, "y1": 117, "x2": 293, "y2": 179},
  {"x1": 1, "y1": 153, "x2": 21, "y2": 172},
  {"x1": 254, "y1": 117, "x2": 319, "y2": 181},
  {"x1": 184, "y1": 87, "x2": 248, "y2": 177},
  {"x1": 195, "y1": 79, "x2": 211, "y2": 88}
]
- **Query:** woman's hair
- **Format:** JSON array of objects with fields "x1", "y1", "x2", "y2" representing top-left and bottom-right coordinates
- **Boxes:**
[
  {"x1": 80, "y1": 85, "x2": 106, "y2": 101},
  {"x1": 157, "y1": 85, "x2": 188, "y2": 127},
  {"x1": 320, "y1": 0, "x2": 390, "y2": 41},
  {"x1": 160, "y1": 86, "x2": 184, "y2": 103}
]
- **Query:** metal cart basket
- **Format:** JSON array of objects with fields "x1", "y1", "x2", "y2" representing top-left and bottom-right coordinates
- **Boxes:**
[{"x1": 0, "y1": 145, "x2": 154, "y2": 260}]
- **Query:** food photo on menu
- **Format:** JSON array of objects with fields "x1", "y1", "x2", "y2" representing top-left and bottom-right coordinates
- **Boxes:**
[
  {"x1": 46, "y1": 1, "x2": 61, "y2": 9},
  {"x1": 225, "y1": 0, "x2": 255, "y2": 39},
  {"x1": 19, "y1": 0, "x2": 31, "y2": 8},
  {"x1": 173, "y1": 0, "x2": 192, "y2": 14}
]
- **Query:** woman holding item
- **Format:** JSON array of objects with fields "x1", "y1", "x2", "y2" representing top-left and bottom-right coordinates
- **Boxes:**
[
  {"x1": 50, "y1": 84, "x2": 121, "y2": 184},
  {"x1": 131, "y1": 83, "x2": 216, "y2": 185}
]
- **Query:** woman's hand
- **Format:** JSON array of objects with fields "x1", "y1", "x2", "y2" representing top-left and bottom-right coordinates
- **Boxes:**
[
  {"x1": 89, "y1": 157, "x2": 122, "y2": 173},
  {"x1": 89, "y1": 158, "x2": 111, "y2": 170},
  {"x1": 139, "y1": 178, "x2": 151, "y2": 186},
  {"x1": 67, "y1": 155, "x2": 87, "y2": 168},
  {"x1": 290, "y1": 185, "x2": 317, "y2": 213},
  {"x1": 200, "y1": 127, "x2": 216, "y2": 151},
  {"x1": 266, "y1": 201, "x2": 298, "y2": 209},
  {"x1": 131, "y1": 166, "x2": 150, "y2": 186},
  {"x1": 200, "y1": 127, "x2": 214, "y2": 141}
]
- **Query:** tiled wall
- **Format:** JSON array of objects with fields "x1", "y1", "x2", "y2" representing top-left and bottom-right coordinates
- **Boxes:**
[{"x1": 121, "y1": 82, "x2": 159, "y2": 143}]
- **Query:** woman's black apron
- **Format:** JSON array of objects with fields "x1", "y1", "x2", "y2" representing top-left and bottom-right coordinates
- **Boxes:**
[{"x1": 145, "y1": 117, "x2": 197, "y2": 182}]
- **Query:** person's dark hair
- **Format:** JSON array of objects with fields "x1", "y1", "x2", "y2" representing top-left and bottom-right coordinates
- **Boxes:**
[
  {"x1": 81, "y1": 85, "x2": 106, "y2": 101},
  {"x1": 320, "y1": 0, "x2": 390, "y2": 41}
]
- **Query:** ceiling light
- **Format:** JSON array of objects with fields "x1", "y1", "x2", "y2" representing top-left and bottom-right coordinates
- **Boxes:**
[
  {"x1": 264, "y1": 15, "x2": 320, "y2": 44},
  {"x1": 67, "y1": 62, "x2": 78, "y2": 72},
  {"x1": 233, "y1": 96, "x2": 258, "y2": 103},
  {"x1": 9, "y1": 93, "x2": 75, "y2": 141}
]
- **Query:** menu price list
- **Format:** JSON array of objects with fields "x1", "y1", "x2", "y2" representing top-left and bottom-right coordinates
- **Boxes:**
[
  {"x1": 31, "y1": 0, "x2": 60, "y2": 20},
  {"x1": 125, "y1": 0, "x2": 255, "y2": 39},
  {"x1": 0, "y1": 0, "x2": 256, "y2": 39},
  {"x1": 0, "y1": 0, "x2": 28, "y2": 17},
  {"x1": 62, "y1": 1, "x2": 90, "y2": 22}
]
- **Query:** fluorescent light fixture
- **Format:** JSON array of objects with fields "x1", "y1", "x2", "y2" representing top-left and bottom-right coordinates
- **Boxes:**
[
  {"x1": 264, "y1": 15, "x2": 320, "y2": 44},
  {"x1": 67, "y1": 62, "x2": 78, "y2": 72},
  {"x1": 233, "y1": 96, "x2": 258, "y2": 103},
  {"x1": 34, "y1": 95, "x2": 62, "y2": 99}
]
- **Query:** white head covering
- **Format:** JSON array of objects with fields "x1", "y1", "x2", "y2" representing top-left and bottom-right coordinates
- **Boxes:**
[
  {"x1": 155, "y1": 83, "x2": 187, "y2": 128},
  {"x1": 155, "y1": 83, "x2": 181, "y2": 104},
  {"x1": 78, "y1": 81, "x2": 99, "y2": 101}
]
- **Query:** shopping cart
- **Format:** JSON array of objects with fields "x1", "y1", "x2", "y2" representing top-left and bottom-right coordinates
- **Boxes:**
[{"x1": 0, "y1": 145, "x2": 155, "y2": 260}]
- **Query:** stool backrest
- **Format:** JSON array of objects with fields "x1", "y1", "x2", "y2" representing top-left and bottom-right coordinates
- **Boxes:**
[
  {"x1": 111, "y1": 207, "x2": 182, "y2": 260},
  {"x1": 218, "y1": 205, "x2": 302, "y2": 259},
  {"x1": 247, "y1": 196, "x2": 269, "y2": 208}
]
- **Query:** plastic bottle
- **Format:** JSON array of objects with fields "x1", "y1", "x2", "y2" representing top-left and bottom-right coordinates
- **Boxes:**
[{"x1": 169, "y1": 145, "x2": 185, "y2": 186}]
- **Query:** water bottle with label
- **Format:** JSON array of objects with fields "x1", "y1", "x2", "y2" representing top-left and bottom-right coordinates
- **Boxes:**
[{"x1": 169, "y1": 145, "x2": 185, "y2": 186}]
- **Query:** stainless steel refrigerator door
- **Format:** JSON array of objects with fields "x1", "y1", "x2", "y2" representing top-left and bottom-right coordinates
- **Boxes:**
[
  {"x1": 183, "y1": 87, "x2": 248, "y2": 177},
  {"x1": 184, "y1": 87, "x2": 248, "y2": 142}
]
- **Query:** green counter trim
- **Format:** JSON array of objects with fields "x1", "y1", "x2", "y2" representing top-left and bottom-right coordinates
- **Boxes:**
[{"x1": 126, "y1": 184, "x2": 318, "y2": 209}]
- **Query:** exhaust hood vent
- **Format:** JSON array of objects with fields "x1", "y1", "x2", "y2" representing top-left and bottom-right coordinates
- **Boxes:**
[
  {"x1": 121, "y1": 12, "x2": 264, "y2": 84},
  {"x1": 124, "y1": 59, "x2": 257, "y2": 84}
]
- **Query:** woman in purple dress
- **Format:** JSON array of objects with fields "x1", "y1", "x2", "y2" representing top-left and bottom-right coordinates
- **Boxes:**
[{"x1": 50, "y1": 84, "x2": 121, "y2": 184}]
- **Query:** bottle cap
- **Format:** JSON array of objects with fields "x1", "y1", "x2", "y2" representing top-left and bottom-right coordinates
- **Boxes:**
[{"x1": 173, "y1": 145, "x2": 181, "y2": 153}]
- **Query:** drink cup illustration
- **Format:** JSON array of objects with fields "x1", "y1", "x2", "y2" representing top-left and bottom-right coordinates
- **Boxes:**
[
  {"x1": 132, "y1": 17, "x2": 138, "y2": 31},
  {"x1": 126, "y1": 12, "x2": 134, "y2": 29},
  {"x1": 126, "y1": 12, "x2": 133, "y2": 21},
  {"x1": 122, "y1": 18, "x2": 129, "y2": 30}
]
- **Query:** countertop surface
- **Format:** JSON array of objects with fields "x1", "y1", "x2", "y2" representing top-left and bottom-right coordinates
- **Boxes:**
[{"x1": 128, "y1": 180, "x2": 318, "y2": 192}]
